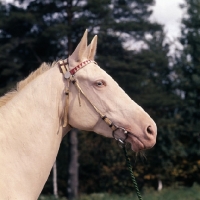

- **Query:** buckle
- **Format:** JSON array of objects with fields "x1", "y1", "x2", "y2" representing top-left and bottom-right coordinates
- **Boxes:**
[{"x1": 64, "y1": 71, "x2": 71, "y2": 79}]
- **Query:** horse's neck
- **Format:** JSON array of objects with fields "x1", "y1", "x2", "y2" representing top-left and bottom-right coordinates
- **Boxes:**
[{"x1": 0, "y1": 66, "x2": 70, "y2": 199}]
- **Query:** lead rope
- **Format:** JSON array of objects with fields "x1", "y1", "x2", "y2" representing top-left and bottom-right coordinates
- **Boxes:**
[{"x1": 123, "y1": 145, "x2": 143, "y2": 200}]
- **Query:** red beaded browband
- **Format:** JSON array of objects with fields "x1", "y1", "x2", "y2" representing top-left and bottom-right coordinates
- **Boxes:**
[
  {"x1": 70, "y1": 60, "x2": 97, "y2": 75},
  {"x1": 58, "y1": 59, "x2": 97, "y2": 78}
]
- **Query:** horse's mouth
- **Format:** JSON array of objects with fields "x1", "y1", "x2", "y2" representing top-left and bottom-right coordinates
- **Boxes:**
[{"x1": 126, "y1": 132, "x2": 145, "y2": 152}]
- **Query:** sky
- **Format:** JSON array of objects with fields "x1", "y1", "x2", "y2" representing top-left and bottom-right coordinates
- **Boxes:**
[
  {"x1": 4, "y1": 0, "x2": 185, "y2": 51},
  {"x1": 150, "y1": 0, "x2": 185, "y2": 49},
  {"x1": 4, "y1": 0, "x2": 185, "y2": 40}
]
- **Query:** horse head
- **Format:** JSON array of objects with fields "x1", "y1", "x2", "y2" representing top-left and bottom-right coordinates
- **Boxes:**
[{"x1": 65, "y1": 30, "x2": 157, "y2": 152}]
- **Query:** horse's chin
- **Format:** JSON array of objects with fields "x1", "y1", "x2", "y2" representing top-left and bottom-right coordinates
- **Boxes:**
[{"x1": 126, "y1": 133, "x2": 145, "y2": 152}]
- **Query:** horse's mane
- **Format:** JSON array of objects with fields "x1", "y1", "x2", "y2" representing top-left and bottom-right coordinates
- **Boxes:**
[{"x1": 0, "y1": 62, "x2": 52, "y2": 107}]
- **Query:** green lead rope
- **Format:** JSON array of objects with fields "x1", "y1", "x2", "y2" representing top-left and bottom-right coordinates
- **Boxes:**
[{"x1": 123, "y1": 145, "x2": 143, "y2": 200}]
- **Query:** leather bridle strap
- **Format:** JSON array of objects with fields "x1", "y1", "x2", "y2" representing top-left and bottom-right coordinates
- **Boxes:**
[{"x1": 58, "y1": 60, "x2": 70, "y2": 127}]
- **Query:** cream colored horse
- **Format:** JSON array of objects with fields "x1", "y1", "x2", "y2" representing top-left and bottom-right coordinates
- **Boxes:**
[{"x1": 0, "y1": 30, "x2": 157, "y2": 199}]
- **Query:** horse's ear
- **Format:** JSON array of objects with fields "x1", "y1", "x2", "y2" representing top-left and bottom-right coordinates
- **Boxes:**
[
  {"x1": 87, "y1": 35, "x2": 97, "y2": 60},
  {"x1": 70, "y1": 29, "x2": 88, "y2": 62}
]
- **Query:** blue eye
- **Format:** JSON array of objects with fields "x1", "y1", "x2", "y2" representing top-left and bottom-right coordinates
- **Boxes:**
[
  {"x1": 95, "y1": 80, "x2": 106, "y2": 87},
  {"x1": 97, "y1": 81, "x2": 103, "y2": 86}
]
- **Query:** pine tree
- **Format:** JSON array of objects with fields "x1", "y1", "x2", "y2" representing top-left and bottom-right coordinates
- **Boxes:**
[
  {"x1": 173, "y1": 0, "x2": 200, "y2": 185},
  {"x1": 0, "y1": 2, "x2": 35, "y2": 94}
]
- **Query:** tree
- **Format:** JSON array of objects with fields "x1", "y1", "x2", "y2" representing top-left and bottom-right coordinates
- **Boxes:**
[
  {"x1": 173, "y1": 0, "x2": 200, "y2": 185},
  {"x1": 134, "y1": 31, "x2": 182, "y2": 187},
  {"x1": 82, "y1": 30, "x2": 181, "y2": 192},
  {"x1": 53, "y1": 162, "x2": 58, "y2": 199},
  {"x1": 67, "y1": 129, "x2": 79, "y2": 200}
]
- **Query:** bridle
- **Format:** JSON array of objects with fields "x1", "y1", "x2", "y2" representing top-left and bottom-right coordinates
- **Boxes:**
[{"x1": 58, "y1": 59, "x2": 128, "y2": 144}]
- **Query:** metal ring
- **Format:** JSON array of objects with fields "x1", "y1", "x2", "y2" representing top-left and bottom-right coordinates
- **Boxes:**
[{"x1": 112, "y1": 127, "x2": 128, "y2": 145}]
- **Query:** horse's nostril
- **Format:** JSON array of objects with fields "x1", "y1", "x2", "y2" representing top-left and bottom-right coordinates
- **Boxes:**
[{"x1": 147, "y1": 126, "x2": 153, "y2": 135}]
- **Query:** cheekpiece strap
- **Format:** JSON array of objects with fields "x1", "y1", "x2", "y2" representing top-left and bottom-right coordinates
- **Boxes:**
[{"x1": 58, "y1": 59, "x2": 70, "y2": 127}]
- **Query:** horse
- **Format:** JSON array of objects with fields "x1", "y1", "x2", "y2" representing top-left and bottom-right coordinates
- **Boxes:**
[{"x1": 0, "y1": 30, "x2": 157, "y2": 199}]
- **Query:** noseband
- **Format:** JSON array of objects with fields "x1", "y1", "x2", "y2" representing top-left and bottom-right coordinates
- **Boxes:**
[{"x1": 58, "y1": 59, "x2": 128, "y2": 144}]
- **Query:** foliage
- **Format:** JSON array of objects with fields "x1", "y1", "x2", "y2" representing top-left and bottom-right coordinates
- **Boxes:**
[
  {"x1": 172, "y1": 0, "x2": 200, "y2": 185},
  {"x1": 39, "y1": 183, "x2": 200, "y2": 200},
  {"x1": 39, "y1": 195, "x2": 67, "y2": 200}
]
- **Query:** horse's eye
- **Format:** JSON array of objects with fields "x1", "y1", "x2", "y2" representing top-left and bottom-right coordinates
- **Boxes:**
[
  {"x1": 95, "y1": 80, "x2": 106, "y2": 87},
  {"x1": 97, "y1": 81, "x2": 103, "y2": 86}
]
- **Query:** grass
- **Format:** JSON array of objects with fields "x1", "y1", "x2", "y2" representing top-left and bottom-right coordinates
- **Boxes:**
[{"x1": 39, "y1": 183, "x2": 200, "y2": 200}]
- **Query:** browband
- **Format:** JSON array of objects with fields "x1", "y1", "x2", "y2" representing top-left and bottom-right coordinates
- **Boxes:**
[
  {"x1": 58, "y1": 59, "x2": 97, "y2": 77},
  {"x1": 70, "y1": 60, "x2": 97, "y2": 75}
]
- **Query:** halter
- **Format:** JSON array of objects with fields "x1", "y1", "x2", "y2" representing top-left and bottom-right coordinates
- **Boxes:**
[{"x1": 58, "y1": 59, "x2": 128, "y2": 144}]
